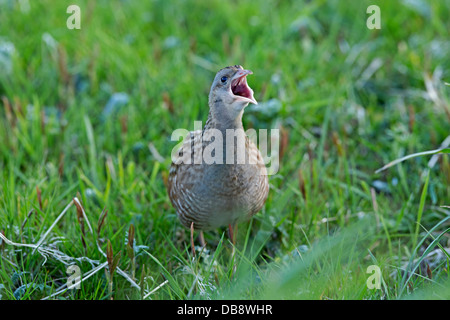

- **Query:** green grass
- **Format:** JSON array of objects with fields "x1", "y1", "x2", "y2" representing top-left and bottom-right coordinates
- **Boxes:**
[{"x1": 0, "y1": 0, "x2": 449, "y2": 300}]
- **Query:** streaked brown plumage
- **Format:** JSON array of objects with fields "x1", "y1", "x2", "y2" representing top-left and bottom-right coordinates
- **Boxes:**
[{"x1": 167, "y1": 65, "x2": 269, "y2": 238}]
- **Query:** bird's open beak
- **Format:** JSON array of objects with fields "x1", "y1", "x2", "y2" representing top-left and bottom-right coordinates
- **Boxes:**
[{"x1": 231, "y1": 69, "x2": 257, "y2": 105}]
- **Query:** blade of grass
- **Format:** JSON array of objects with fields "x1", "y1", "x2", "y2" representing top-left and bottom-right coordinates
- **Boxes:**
[
  {"x1": 413, "y1": 169, "x2": 430, "y2": 249},
  {"x1": 144, "y1": 250, "x2": 186, "y2": 299},
  {"x1": 376, "y1": 148, "x2": 450, "y2": 174}
]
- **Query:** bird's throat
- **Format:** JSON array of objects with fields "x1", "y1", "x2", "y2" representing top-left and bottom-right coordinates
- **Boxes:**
[{"x1": 206, "y1": 101, "x2": 245, "y2": 133}]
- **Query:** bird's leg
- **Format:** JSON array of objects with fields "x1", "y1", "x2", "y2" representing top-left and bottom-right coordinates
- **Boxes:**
[
  {"x1": 199, "y1": 231, "x2": 206, "y2": 248},
  {"x1": 228, "y1": 223, "x2": 237, "y2": 247},
  {"x1": 190, "y1": 222, "x2": 196, "y2": 257}
]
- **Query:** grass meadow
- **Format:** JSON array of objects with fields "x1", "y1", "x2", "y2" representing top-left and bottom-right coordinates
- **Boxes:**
[{"x1": 0, "y1": 0, "x2": 449, "y2": 300}]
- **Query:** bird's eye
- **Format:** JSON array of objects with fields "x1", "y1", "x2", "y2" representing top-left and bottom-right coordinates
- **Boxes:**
[{"x1": 220, "y1": 76, "x2": 228, "y2": 83}]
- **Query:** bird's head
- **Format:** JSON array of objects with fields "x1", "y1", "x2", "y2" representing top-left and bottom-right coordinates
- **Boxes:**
[{"x1": 208, "y1": 65, "x2": 257, "y2": 123}]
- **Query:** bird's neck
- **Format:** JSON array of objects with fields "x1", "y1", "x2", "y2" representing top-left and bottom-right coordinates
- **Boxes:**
[
  {"x1": 204, "y1": 102, "x2": 244, "y2": 133},
  {"x1": 203, "y1": 101, "x2": 250, "y2": 166}
]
